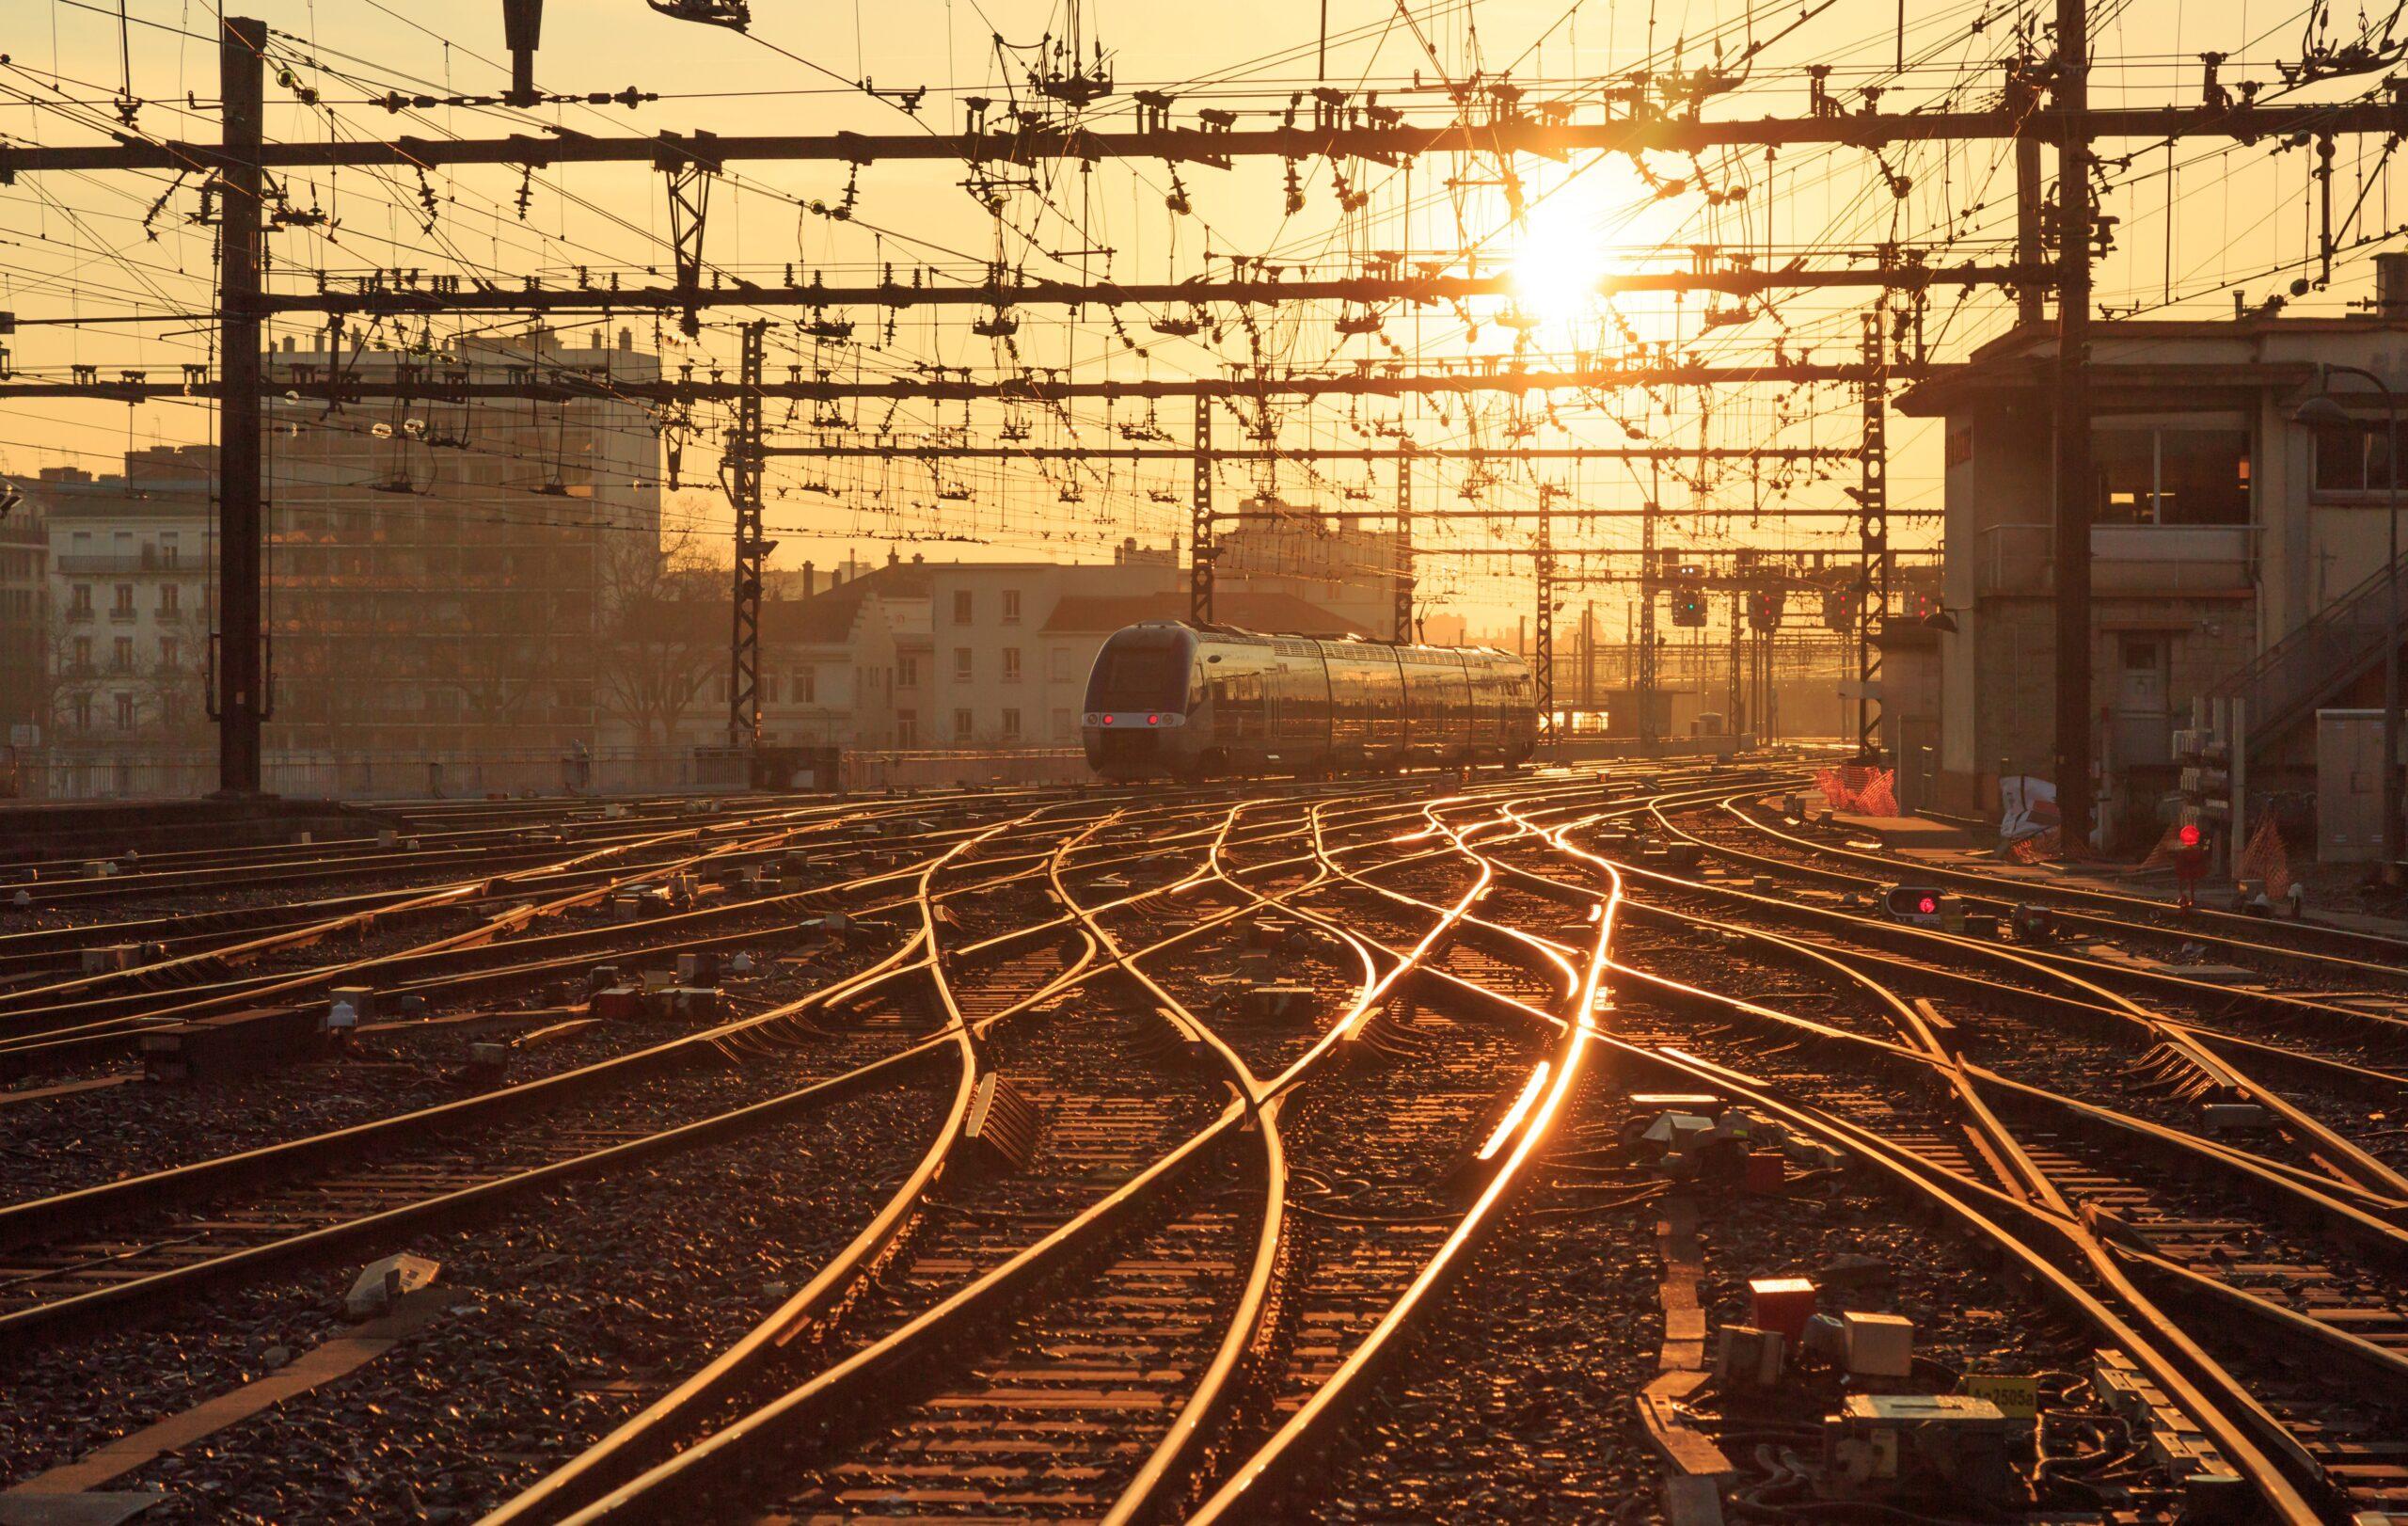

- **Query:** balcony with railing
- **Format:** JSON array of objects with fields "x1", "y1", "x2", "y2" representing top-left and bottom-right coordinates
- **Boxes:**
[
  {"x1": 53, "y1": 552, "x2": 193, "y2": 576},
  {"x1": 1975, "y1": 522, "x2": 2258, "y2": 597}
]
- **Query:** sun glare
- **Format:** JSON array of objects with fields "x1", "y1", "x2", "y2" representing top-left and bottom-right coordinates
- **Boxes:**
[{"x1": 1506, "y1": 199, "x2": 1606, "y2": 327}]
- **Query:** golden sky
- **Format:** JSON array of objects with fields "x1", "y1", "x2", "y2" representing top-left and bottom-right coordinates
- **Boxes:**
[{"x1": 2, "y1": 0, "x2": 2394, "y2": 624}]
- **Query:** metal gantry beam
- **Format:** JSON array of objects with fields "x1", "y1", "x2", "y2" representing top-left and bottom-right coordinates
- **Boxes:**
[
  {"x1": 9, "y1": 99, "x2": 2405, "y2": 177},
  {"x1": 0, "y1": 360, "x2": 1896, "y2": 404},
  {"x1": 251, "y1": 262, "x2": 2028, "y2": 317},
  {"x1": 753, "y1": 443, "x2": 1856, "y2": 462}
]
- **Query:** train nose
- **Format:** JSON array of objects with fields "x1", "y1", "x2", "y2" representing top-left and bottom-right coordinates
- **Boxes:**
[{"x1": 1086, "y1": 727, "x2": 1161, "y2": 773}]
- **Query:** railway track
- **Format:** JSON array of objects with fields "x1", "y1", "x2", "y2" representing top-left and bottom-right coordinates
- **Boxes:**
[{"x1": 9, "y1": 763, "x2": 2398, "y2": 1525}]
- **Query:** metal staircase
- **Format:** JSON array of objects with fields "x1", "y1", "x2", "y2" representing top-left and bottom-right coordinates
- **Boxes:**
[{"x1": 2210, "y1": 548, "x2": 2408, "y2": 758}]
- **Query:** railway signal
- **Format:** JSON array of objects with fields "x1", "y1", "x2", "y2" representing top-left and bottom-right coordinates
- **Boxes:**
[
  {"x1": 1671, "y1": 584, "x2": 1709, "y2": 628},
  {"x1": 1879, "y1": 884, "x2": 1948, "y2": 926},
  {"x1": 1747, "y1": 586, "x2": 1786, "y2": 632},
  {"x1": 1820, "y1": 584, "x2": 1861, "y2": 632}
]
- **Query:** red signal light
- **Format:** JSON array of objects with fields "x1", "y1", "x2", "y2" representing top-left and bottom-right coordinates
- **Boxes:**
[
  {"x1": 2178, "y1": 823, "x2": 2201, "y2": 848},
  {"x1": 1917, "y1": 895, "x2": 1939, "y2": 915},
  {"x1": 1147, "y1": 714, "x2": 1160, "y2": 725},
  {"x1": 1101, "y1": 715, "x2": 1115, "y2": 725}
]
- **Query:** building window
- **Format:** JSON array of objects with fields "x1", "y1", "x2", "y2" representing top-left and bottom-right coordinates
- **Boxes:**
[
  {"x1": 1000, "y1": 707, "x2": 1021, "y2": 740},
  {"x1": 71, "y1": 694, "x2": 91, "y2": 730},
  {"x1": 114, "y1": 692, "x2": 135, "y2": 730},
  {"x1": 69, "y1": 584, "x2": 92, "y2": 616},
  {"x1": 72, "y1": 636, "x2": 92, "y2": 673},
  {"x1": 111, "y1": 584, "x2": 135, "y2": 617},
  {"x1": 1001, "y1": 589, "x2": 1022, "y2": 624},
  {"x1": 953, "y1": 707, "x2": 974, "y2": 742},
  {"x1": 952, "y1": 589, "x2": 974, "y2": 625},
  {"x1": 897, "y1": 654, "x2": 919, "y2": 688},
  {"x1": 1001, "y1": 647, "x2": 1022, "y2": 683},
  {"x1": 954, "y1": 646, "x2": 974, "y2": 681},
  {"x1": 2095, "y1": 428, "x2": 2249, "y2": 524},
  {"x1": 2315, "y1": 421, "x2": 2400, "y2": 494},
  {"x1": 1049, "y1": 647, "x2": 1076, "y2": 682},
  {"x1": 896, "y1": 709, "x2": 917, "y2": 746},
  {"x1": 1053, "y1": 707, "x2": 1074, "y2": 739},
  {"x1": 159, "y1": 584, "x2": 180, "y2": 617},
  {"x1": 798, "y1": 666, "x2": 817, "y2": 704},
  {"x1": 158, "y1": 637, "x2": 178, "y2": 670},
  {"x1": 111, "y1": 637, "x2": 134, "y2": 672},
  {"x1": 158, "y1": 532, "x2": 180, "y2": 566}
]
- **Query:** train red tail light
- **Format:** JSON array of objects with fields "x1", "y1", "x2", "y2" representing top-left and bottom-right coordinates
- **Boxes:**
[
  {"x1": 1147, "y1": 714, "x2": 1160, "y2": 725},
  {"x1": 2178, "y1": 823, "x2": 2201, "y2": 848}
]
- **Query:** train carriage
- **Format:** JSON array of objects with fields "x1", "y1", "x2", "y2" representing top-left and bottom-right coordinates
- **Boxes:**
[{"x1": 1082, "y1": 621, "x2": 1536, "y2": 780}]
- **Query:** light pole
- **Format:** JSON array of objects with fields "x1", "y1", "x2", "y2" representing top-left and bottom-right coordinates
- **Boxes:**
[{"x1": 2295, "y1": 366, "x2": 2402, "y2": 886}]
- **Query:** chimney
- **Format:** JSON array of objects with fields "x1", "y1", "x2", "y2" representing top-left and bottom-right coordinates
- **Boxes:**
[
  {"x1": 618, "y1": 326, "x2": 634, "y2": 352},
  {"x1": 281, "y1": 335, "x2": 295, "y2": 353},
  {"x1": 888, "y1": 547, "x2": 899, "y2": 567},
  {"x1": 830, "y1": 567, "x2": 845, "y2": 589},
  {"x1": 2380, "y1": 252, "x2": 2408, "y2": 319},
  {"x1": 800, "y1": 560, "x2": 816, "y2": 597},
  {"x1": 912, "y1": 551, "x2": 925, "y2": 564}
]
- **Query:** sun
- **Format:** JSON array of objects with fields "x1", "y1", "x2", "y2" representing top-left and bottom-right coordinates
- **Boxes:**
[{"x1": 1505, "y1": 197, "x2": 1607, "y2": 328}]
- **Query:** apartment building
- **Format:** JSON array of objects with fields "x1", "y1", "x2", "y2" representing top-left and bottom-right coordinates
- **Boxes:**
[
  {"x1": 31, "y1": 455, "x2": 213, "y2": 796},
  {"x1": 0, "y1": 499, "x2": 47, "y2": 791}
]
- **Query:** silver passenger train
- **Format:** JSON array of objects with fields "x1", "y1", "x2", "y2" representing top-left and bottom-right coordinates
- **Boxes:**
[{"x1": 1081, "y1": 621, "x2": 1538, "y2": 780}]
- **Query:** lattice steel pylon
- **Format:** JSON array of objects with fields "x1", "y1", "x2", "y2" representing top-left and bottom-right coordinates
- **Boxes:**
[
  {"x1": 1393, "y1": 444, "x2": 1415, "y2": 641},
  {"x1": 1638, "y1": 493, "x2": 1660, "y2": 751},
  {"x1": 1190, "y1": 395, "x2": 1214, "y2": 625},
  {"x1": 1533, "y1": 485, "x2": 1558, "y2": 746},
  {"x1": 726, "y1": 320, "x2": 768, "y2": 747},
  {"x1": 1855, "y1": 310, "x2": 1891, "y2": 762}
]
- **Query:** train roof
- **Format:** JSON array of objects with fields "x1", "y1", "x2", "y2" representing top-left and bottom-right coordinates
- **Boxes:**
[{"x1": 1112, "y1": 618, "x2": 1522, "y2": 661}]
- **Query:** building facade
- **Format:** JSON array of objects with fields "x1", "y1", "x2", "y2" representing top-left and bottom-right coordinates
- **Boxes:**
[
  {"x1": 1215, "y1": 498, "x2": 1407, "y2": 639},
  {"x1": 0, "y1": 496, "x2": 49, "y2": 793},
  {"x1": 29, "y1": 455, "x2": 214, "y2": 797},
  {"x1": 1900, "y1": 306, "x2": 2408, "y2": 845},
  {"x1": 21, "y1": 328, "x2": 666, "y2": 796}
]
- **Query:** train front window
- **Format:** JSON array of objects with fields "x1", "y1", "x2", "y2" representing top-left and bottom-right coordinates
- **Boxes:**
[{"x1": 1086, "y1": 646, "x2": 1188, "y2": 711}]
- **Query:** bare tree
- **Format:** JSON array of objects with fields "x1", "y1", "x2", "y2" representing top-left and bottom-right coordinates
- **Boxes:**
[{"x1": 594, "y1": 528, "x2": 723, "y2": 747}]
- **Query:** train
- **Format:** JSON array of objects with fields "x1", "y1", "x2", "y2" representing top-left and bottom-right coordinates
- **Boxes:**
[{"x1": 1081, "y1": 620, "x2": 1538, "y2": 780}]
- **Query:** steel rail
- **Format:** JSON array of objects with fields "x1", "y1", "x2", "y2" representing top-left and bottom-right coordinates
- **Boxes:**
[
  {"x1": 1623, "y1": 813, "x2": 2408, "y2": 1201},
  {"x1": 1431, "y1": 806, "x2": 2395, "y2": 1518},
  {"x1": 534, "y1": 779, "x2": 1600, "y2": 1525},
  {"x1": 1187, "y1": 793, "x2": 1618, "y2": 1519},
  {"x1": 489, "y1": 787, "x2": 1458, "y2": 1524},
  {"x1": 476, "y1": 803, "x2": 1089, "y2": 1524},
  {"x1": 1706, "y1": 793, "x2": 2408, "y2": 973}
]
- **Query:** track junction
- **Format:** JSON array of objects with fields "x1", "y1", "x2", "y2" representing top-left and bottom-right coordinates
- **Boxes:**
[{"x1": 0, "y1": 760, "x2": 2401, "y2": 1524}]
